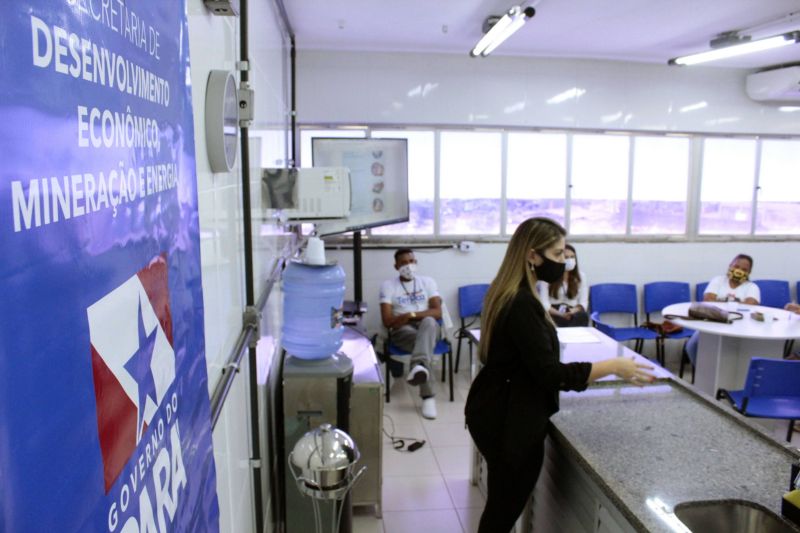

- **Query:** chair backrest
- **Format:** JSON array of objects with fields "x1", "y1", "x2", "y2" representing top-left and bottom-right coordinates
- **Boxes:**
[
  {"x1": 643, "y1": 282, "x2": 691, "y2": 314},
  {"x1": 742, "y1": 358, "x2": 800, "y2": 399},
  {"x1": 458, "y1": 283, "x2": 489, "y2": 319},
  {"x1": 752, "y1": 279, "x2": 791, "y2": 309},
  {"x1": 589, "y1": 283, "x2": 638, "y2": 315},
  {"x1": 695, "y1": 282, "x2": 709, "y2": 302}
]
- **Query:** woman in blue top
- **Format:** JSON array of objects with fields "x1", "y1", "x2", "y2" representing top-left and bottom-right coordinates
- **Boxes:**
[{"x1": 465, "y1": 217, "x2": 654, "y2": 533}]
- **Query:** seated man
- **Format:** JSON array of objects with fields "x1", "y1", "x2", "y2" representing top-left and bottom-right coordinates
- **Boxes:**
[
  {"x1": 380, "y1": 248, "x2": 441, "y2": 419},
  {"x1": 685, "y1": 254, "x2": 760, "y2": 368}
]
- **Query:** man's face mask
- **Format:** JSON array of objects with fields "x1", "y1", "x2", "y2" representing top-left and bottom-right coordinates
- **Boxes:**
[
  {"x1": 398, "y1": 263, "x2": 417, "y2": 280},
  {"x1": 727, "y1": 267, "x2": 749, "y2": 283}
]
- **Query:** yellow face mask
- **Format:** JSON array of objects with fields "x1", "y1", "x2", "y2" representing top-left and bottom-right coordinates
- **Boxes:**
[{"x1": 727, "y1": 267, "x2": 749, "y2": 283}]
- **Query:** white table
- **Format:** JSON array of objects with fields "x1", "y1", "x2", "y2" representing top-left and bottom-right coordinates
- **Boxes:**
[
  {"x1": 662, "y1": 301, "x2": 800, "y2": 396},
  {"x1": 467, "y1": 327, "x2": 671, "y2": 493}
]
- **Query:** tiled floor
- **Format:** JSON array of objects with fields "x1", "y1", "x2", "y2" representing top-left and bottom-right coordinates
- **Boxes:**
[
  {"x1": 353, "y1": 345, "x2": 800, "y2": 533},
  {"x1": 353, "y1": 359, "x2": 483, "y2": 533}
]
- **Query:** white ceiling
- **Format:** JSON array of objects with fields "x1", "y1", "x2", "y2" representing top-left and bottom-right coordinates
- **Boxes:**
[{"x1": 283, "y1": 0, "x2": 800, "y2": 69}]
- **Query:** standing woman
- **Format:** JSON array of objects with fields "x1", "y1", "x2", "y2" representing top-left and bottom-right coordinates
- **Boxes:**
[
  {"x1": 538, "y1": 243, "x2": 589, "y2": 327},
  {"x1": 465, "y1": 217, "x2": 653, "y2": 533}
]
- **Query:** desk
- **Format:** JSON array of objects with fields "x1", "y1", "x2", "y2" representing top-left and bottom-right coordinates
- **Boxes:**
[
  {"x1": 467, "y1": 327, "x2": 671, "y2": 496},
  {"x1": 662, "y1": 302, "x2": 800, "y2": 396}
]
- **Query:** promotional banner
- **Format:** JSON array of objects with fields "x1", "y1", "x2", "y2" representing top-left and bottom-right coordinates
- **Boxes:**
[{"x1": 0, "y1": 2, "x2": 220, "y2": 532}]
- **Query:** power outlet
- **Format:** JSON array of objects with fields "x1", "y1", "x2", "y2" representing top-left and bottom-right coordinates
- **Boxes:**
[{"x1": 459, "y1": 241, "x2": 475, "y2": 252}]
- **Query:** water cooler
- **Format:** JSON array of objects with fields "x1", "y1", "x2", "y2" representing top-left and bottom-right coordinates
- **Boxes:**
[{"x1": 280, "y1": 253, "x2": 355, "y2": 533}]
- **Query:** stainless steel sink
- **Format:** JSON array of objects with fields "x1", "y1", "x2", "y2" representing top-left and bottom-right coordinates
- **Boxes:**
[{"x1": 674, "y1": 500, "x2": 800, "y2": 533}]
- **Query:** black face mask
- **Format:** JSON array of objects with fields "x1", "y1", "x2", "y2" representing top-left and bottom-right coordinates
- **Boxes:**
[{"x1": 533, "y1": 253, "x2": 566, "y2": 283}]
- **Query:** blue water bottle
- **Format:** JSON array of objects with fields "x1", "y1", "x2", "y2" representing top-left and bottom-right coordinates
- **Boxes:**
[{"x1": 281, "y1": 260, "x2": 346, "y2": 360}]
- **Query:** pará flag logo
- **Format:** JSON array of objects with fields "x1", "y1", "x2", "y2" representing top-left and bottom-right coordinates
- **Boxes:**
[{"x1": 87, "y1": 254, "x2": 176, "y2": 493}]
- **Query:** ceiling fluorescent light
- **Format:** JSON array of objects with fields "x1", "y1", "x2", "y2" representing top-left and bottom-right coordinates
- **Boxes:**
[
  {"x1": 471, "y1": 5, "x2": 536, "y2": 57},
  {"x1": 669, "y1": 31, "x2": 800, "y2": 66}
]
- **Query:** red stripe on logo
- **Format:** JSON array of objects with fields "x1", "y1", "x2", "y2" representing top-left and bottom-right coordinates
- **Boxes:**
[
  {"x1": 91, "y1": 344, "x2": 137, "y2": 493},
  {"x1": 137, "y1": 253, "x2": 173, "y2": 347}
]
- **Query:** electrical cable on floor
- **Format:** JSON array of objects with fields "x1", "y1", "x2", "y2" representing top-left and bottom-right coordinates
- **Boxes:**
[{"x1": 382, "y1": 413, "x2": 426, "y2": 452}]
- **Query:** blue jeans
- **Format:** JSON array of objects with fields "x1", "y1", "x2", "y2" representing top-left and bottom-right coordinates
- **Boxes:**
[{"x1": 685, "y1": 331, "x2": 699, "y2": 367}]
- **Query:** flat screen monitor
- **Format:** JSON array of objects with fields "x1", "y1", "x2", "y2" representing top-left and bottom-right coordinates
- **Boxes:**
[{"x1": 311, "y1": 137, "x2": 409, "y2": 236}]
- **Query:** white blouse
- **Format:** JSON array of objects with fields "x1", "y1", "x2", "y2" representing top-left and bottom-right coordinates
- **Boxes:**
[{"x1": 537, "y1": 271, "x2": 588, "y2": 310}]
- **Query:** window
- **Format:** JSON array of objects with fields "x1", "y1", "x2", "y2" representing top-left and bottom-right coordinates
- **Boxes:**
[
  {"x1": 755, "y1": 139, "x2": 800, "y2": 235},
  {"x1": 570, "y1": 134, "x2": 629, "y2": 235},
  {"x1": 699, "y1": 138, "x2": 756, "y2": 235},
  {"x1": 630, "y1": 136, "x2": 690, "y2": 234},
  {"x1": 439, "y1": 131, "x2": 502, "y2": 234},
  {"x1": 299, "y1": 128, "x2": 365, "y2": 167},
  {"x1": 297, "y1": 124, "x2": 800, "y2": 240},
  {"x1": 506, "y1": 133, "x2": 567, "y2": 234},
  {"x1": 370, "y1": 130, "x2": 435, "y2": 235}
]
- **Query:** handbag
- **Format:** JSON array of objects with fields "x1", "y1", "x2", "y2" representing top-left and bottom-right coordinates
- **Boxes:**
[
  {"x1": 665, "y1": 302, "x2": 743, "y2": 324},
  {"x1": 643, "y1": 319, "x2": 684, "y2": 335}
]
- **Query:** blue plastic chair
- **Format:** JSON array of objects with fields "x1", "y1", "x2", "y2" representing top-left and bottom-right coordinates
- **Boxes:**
[
  {"x1": 384, "y1": 327, "x2": 453, "y2": 403},
  {"x1": 695, "y1": 282, "x2": 709, "y2": 302},
  {"x1": 589, "y1": 283, "x2": 659, "y2": 354},
  {"x1": 455, "y1": 283, "x2": 490, "y2": 373},
  {"x1": 752, "y1": 279, "x2": 791, "y2": 309},
  {"x1": 717, "y1": 358, "x2": 800, "y2": 442},
  {"x1": 643, "y1": 282, "x2": 695, "y2": 367}
]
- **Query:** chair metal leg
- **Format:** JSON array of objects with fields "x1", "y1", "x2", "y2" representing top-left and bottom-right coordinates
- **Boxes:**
[
  {"x1": 787, "y1": 419, "x2": 795, "y2": 442},
  {"x1": 448, "y1": 350, "x2": 454, "y2": 402},
  {"x1": 655, "y1": 338, "x2": 662, "y2": 367},
  {"x1": 385, "y1": 359, "x2": 391, "y2": 403},
  {"x1": 455, "y1": 332, "x2": 463, "y2": 374},
  {"x1": 441, "y1": 350, "x2": 446, "y2": 382},
  {"x1": 785, "y1": 339, "x2": 795, "y2": 358}
]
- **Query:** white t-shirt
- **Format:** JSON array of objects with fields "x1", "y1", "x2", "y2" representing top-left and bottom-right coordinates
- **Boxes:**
[
  {"x1": 704, "y1": 275, "x2": 760, "y2": 303},
  {"x1": 537, "y1": 272, "x2": 589, "y2": 310},
  {"x1": 379, "y1": 275, "x2": 440, "y2": 315}
]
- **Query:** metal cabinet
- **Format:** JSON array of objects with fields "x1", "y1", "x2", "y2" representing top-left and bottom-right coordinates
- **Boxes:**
[{"x1": 344, "y1": 330, "x2": 384, "y2": 517}]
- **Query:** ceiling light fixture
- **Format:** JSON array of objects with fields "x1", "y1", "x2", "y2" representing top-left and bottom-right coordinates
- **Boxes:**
[
  {"x1": 668, "y1": 30, "x2": 800, "y2": 66},
  {"x1": 471, "y1": 5, "x2": 536, "y2": 57}
]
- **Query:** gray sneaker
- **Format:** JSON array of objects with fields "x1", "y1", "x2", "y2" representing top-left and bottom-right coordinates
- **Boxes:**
[{"x1": 406, "y1": 364, "x2": 429, "y2": 386}]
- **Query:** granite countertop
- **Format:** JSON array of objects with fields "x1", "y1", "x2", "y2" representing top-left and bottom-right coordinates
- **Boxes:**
[{"x1": 552, "y1": 378, "x2": 800, "y2": 533}]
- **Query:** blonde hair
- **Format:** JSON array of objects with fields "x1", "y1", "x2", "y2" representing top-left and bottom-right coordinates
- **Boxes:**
[{"x1": 479, "y1": 217, "x2": 566, "y2": 364}]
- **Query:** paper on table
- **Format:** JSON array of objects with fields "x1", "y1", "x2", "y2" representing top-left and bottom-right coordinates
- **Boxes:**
[{"x1": 557, "y1": 328, "x2": 601, "y2": 344}]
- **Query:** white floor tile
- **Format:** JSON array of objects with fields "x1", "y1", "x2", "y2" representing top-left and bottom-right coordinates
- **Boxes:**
[
  {"x1": 382, "y1": 509, "x2": 464, "y2": 533},
  {"x1": 382, "y1": 445, "x2": 440, "y2": 477},
  {"x1": 417, "y1": 399, "x2": 467, "y2": 424},
  {"x1": 384, "y1": 404, "x2": 426, "y2": 427},
  {"x1": 433, "y1": 446, "x2": 473, "y2": 476},
  {"x1": 382, "y1": 475, "x2": 454, "y2": 512},
  {"x1": 382, "y1": 421, "x2": 426, "y2": 447},
  {"x1": 444, "y1": 475, "x2": 485, "y2": 509},
  {"x1": 423, "y1": 421, "x2": 472, "y2": 447},
  {"x1": 353, "y1": 507, "x2": 385, "y2": 533},
  {"x1": 456, "y1": 506, "x2": 483, "y2": 533}
]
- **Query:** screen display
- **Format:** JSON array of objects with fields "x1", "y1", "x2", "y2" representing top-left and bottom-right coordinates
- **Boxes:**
[{"x1": 312, "y1": 138, "x2": 409, "y2": 235}]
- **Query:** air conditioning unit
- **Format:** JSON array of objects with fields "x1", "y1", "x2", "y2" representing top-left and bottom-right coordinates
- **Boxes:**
[{"x1": 745, "y1": 66, "x2": 800, "y2": 102}]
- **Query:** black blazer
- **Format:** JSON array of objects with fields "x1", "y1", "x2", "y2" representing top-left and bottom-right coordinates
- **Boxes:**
[{"x1": 465, "y1": 284, "x2": 591, "y2": 464}]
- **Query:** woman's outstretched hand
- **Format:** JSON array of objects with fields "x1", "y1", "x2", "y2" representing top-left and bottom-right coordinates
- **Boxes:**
[{"x1": 615, "y1": 357, "x2": 656, "y2": 386}]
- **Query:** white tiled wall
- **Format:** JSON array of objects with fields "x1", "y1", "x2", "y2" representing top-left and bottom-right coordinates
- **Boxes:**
[{"x1": 187, "y1": 1, "x2": 292, "y2": 532}]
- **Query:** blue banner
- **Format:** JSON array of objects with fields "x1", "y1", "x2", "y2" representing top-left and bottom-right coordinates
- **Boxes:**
[{"x1": 0, "y1": 2, "x2": 220, "y2": 532}]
